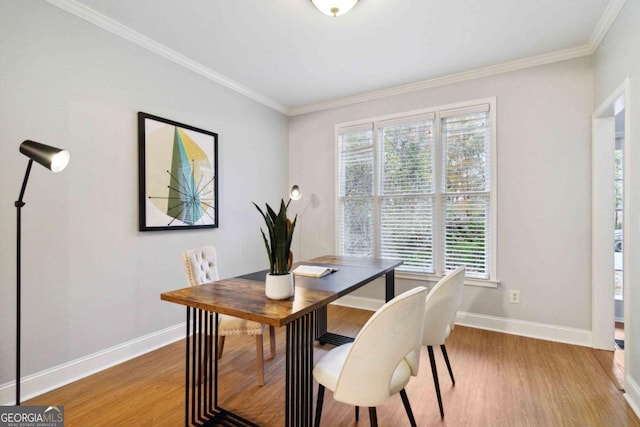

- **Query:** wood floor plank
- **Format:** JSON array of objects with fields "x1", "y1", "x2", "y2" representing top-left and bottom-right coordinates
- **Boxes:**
[{"x1": 25, "y1": 305, "x2": 640, "y2": 426}]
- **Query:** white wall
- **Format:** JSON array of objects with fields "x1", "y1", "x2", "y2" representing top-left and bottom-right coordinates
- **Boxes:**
[
  {"x1": 594, "y1": 0, "x2": 640, "y2": 406},
  {"x1": 289, "y1": 57, "x2": 594, "y2": 331},
  {"x1": 0, "y1": 1, "x2": 288, "y2": 390}
]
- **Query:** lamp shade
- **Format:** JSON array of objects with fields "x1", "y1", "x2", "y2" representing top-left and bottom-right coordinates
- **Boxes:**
[
  {"x1": 19, "y1": 140, "x2": 70, "y2": 173},
  {"x1": 290, "y1": 185, "x2": 301, "y2": 201},
  {"x1": 311, "y1": 0, "x2": 359, "y2": 17}
]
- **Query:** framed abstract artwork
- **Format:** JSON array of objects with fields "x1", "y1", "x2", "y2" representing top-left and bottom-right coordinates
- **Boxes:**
[{"x1": 138, "y1": 112, "x2": 218, "y2": 231}]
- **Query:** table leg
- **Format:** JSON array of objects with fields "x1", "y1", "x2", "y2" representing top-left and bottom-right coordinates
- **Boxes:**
[
  {"x1": 385, "y1": 269, "x2": 395, "y2": 302},
  {"x1": 186, "y1": 308, "x2": 216, "y2": 425},
  {"x1": 286, "y1": 311, "x2": 315, "y2": 427},
  {"x1": 185, "y1": 308, "x2": 190, "y2": 427},
  {"x1": 314, "y1": 306, "x2": 327, "y2": 342},
  {"x1": 316, "y1": 269, "x2": 397, "y2": 346},
  {"x1": 184, "y1": 308, "x2": 257, "y2": 427}
]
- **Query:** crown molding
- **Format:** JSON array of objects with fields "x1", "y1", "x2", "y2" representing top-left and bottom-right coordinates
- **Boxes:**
[
  {"x1": 290, "y1": 0, "x2": 626, "y2": 116},
  {"x1": 288, "y1": 43, "x2": 593, "y2": 116},
  {"x1": 588, "y1": 0, "x2": 626, "y2": 51},
  {"x1": 45, "y1": 0, "x2": 289, "y2": 115},
  {"x1": 48, "y1": 0, "x2": 625, "y2": 117}
]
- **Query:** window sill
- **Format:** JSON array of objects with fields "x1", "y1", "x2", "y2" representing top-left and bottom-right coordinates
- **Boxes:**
[{"x1": 396, "y1": 271, "x2": 499, "y2": 288}]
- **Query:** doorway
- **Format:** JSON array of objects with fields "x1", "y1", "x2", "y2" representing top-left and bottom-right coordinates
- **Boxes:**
[
  {"x1": 614, "y1": 109, "x2": 625, "y2": 327},
  {"x1": 592, "y1": 79, "x2": 630, "y2": 388},
  {"x1": 613, "y1": 106, "x2": 625, "y2": 385}
]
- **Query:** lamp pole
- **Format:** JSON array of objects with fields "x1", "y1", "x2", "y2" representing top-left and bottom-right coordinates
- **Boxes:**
[
  {"x1": 15, "y1": 158, "x2": 33, "y2": 406},
  {"x1": 13, "y1": 140, "x2": 69, "y2": 406}
]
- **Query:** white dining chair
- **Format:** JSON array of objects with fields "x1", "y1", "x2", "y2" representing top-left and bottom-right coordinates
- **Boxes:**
[
  {"x1": 183, "y1": 246, "x2": 276, "y2": 386},
  {"x1": 422, "y1": 265, "x2": 465, "y2": 418},
  {"x1": 312, "y1": 286, "x2": 428, "y2": 427}
]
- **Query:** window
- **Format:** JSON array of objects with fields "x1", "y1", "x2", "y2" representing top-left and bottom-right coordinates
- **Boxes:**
[{"x1": 337, "y1": 99, "x2": 496, "y2": 282}]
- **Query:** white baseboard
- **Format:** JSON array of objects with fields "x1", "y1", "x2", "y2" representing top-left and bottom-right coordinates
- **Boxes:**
[
  {"x1": 332, "y1": 295, "x2": 384, "y2": 311},
  {"x1": 625, "y1": 375, "x2": 640, "y2": 419},
  {"x1": 455, "y1": 311, "x2": 592, "y2": 347},
  {"x1": 0, "y1": 322, "x2": 185, "y2": 406},
  {"x1": 0, "y1": 298, "x2": 604, "y2": 406},
  {"x1": 334, "y1": 295, "x2": 592, "y2": 347}
]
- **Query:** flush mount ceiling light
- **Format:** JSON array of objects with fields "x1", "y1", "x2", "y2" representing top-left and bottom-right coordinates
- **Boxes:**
[{"x1": 311, "y1": 0, "x2": 359, "y2": 17}]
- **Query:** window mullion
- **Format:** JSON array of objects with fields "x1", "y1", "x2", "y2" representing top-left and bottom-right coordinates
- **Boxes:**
[
  {"x1": 433, "y1": 111, "x2": 444, "y2": 276},
  {"x1": 373, "y1": 122, "x2": 381, "y2": 258}
]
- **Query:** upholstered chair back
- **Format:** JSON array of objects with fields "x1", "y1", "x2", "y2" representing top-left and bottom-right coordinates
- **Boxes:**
[
  {"x1": 422, "y1": 266, "x2": 465, "y2": 346},
  {"x1": 333, "y1": 286, "x2": 427, "y2": 407},
  {"x1": 183, "y1": 245, "x2": 220, "y2": 286}
]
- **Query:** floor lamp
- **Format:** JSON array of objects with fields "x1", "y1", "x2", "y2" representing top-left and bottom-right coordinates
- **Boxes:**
[{"x1": 15, "y1": 140, "x2": 70, "y2": 405}]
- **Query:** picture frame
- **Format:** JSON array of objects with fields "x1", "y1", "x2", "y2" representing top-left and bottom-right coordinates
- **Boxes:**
[{"x1": 138, "y1": 112, "x2": 218, "y2": 231}]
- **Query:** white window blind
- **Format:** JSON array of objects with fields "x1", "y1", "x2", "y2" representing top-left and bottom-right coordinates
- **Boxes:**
[
  {"x1": 441, "y1": 108, "x2": 491, "y2": 278},
  {"x1": 337, "y1": 100, "x2": 495, "y2": 281},
  {"x1": 338, "y1": 125, "x2": 374, "y2": 257},
  {"x1": 379, "y1": 116, "x2": 435, "y2": 272}
]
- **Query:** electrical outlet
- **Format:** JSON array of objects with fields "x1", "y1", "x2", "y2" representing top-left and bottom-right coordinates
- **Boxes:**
[{"x1": 509, "y1": 290, "x2": 520, "y2": 304}]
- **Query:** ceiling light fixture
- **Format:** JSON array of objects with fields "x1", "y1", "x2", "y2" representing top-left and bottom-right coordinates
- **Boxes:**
[{"x1": 311, "y1": 0, "x2": 359, "y2": 17}]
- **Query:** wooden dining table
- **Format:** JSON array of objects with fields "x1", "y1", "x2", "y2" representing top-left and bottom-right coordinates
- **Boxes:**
[{"x1": 160, "y1": 255, "x2": 402, "y2": 427}]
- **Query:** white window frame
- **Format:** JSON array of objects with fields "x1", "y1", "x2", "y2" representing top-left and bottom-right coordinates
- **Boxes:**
[{"x1": 334, "y1": 97, "x2": 498, "y2": 287}]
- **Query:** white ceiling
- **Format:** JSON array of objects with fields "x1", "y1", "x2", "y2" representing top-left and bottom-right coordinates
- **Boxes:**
[{"x1": 52, "y1": 0, "x2": 621, "y2": 115}]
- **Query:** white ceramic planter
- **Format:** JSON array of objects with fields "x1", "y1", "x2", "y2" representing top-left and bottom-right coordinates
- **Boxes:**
[{"x1": 265, "y1": 273, "x2": 294, "y2": 300}]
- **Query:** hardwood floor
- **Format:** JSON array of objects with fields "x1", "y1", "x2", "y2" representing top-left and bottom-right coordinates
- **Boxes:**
[
  {"x1": 594, "y1": 322, "x2": 626, "y2": 392},
  {"x1": 26, "y1": 306, "x2": 639, "y2": 426}
]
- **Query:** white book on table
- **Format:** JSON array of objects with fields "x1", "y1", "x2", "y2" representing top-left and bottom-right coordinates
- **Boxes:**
[{"x1": 292, "y1": 265, "x2": 339, "y2": 278}]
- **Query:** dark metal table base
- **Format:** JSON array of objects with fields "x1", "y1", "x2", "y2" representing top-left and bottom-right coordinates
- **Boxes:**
[
  {"x1": 316, "y1": 332, "x2": 354, "y2": 346},
  {"x1": 314, "y1": 269, "x2": 396, "y2": 348},
  {"x1": 285, "y1": 311, "x2": 315, "y2": 426},
  {"x1": 314, "y1": 306, "x2": 354, "y2": 346},
  {"x1": 185, "y1": 307, "x2": 316, "y2": 427},
  {"x1": 190, "y1": 408, "x2": 258, "y2": 427}
]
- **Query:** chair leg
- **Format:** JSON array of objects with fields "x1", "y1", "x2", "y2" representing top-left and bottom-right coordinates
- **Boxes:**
[
  {"x1": 269, "y1": 326, "x2": 276, "y2": 359},
  {"x1": 217, "y1": 336, "x2": 226, "y2": 359},
  {"x1": 400, "y1": 389, "x2": 417, "y2": 427},
  {"x1": 256, "y1": 335, "x2": 264, "y2": 386},
  {"x1": 428, "y1": 345, "x2": 444, "y2": 418},
  {"x1": 440, "y1": 344, "x2": 455, "y2": 384},
  {"x1": 355, "y1": 406, "x2": 359, "y2": 421},
  {"x1": 368, "y1": 407, "x2": 378, "y2": 427},
  {"x1": 314, "y1": 384, "x2": 325, "y2": 427}
]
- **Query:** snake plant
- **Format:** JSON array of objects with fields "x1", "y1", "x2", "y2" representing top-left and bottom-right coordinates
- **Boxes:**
[{"x1": 254, "y1": 199, "x2": 297, "y2": 275}]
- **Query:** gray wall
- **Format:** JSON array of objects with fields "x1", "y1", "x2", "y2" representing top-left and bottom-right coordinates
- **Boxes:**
[
  {"x1": 0, "y1": 1, "x2": 288, "y2": 386},
  {"x1": 289, "y1": 56, "x2": 594, "y2": 329},
  {"x1": 594, "y1": 0, "x2": 640, "y2": 394}
]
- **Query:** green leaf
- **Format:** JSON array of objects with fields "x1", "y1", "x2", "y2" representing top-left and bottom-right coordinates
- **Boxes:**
[{"x1": 254, "y1": 198, "x2": 296, "y2": 275}]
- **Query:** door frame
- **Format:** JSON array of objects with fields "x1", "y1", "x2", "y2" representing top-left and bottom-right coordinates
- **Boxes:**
[{"x1": 592, "y1": 78, "x2": 630, "y2": 358}]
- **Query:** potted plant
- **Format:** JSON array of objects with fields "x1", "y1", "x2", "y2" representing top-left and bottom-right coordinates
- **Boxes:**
[{"x1": 254, "y1": 199, "x2": 297, "y2": 299}]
